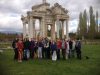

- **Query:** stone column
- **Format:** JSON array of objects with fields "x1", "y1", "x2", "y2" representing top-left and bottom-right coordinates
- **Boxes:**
[
  {"x1": 39, "y1": 19, "x2": 42, "y2": 37},
  {"x1": 23, "y1": 21, "x2": 27, "y2": 39},
  {"x1": 28, "y1": 20, "x2": 30, "y2": 39},
  {"x1": 62, "y1": 21, "x2": 64, "y2": 39},
  {"x1": 33, "y1": 19, "x2": 35, "y2": 38},
  {"x1": 45, "y1": 24, "x2": 48, "y2": 37},
  {"x1": 56, "y1": 19, "x2": 60, "y2": 39},
  {"x1": 40, "y1": 17, "x2": 46, "y2": 38},
  {"x1": 51, "y1": 22, "x2": 55, "y2": 40},
  {"x1": 66, "y1": 20, "x2": 69, "y2": 39},
  {"x1": 28, "y1": 17, "x2": 34, "y2": 40}
]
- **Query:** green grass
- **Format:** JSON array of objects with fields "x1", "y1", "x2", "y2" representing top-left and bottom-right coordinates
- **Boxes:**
[
  {"x1": 0, "y1": 42, "x2": 11, "y2": 48},
  {"x1": 0, "y1": 45, "x2": 100, "y2": 75}
]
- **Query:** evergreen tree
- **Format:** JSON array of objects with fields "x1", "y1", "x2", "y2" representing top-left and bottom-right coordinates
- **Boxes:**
[
  {"x1": 83, "y1": 9, "x2": 87, "y2": 38},
  {"x1": 77, "y1": 6, "x2": 100, "y2": 39},
  {"x1": 77, "y1": 12, "x2": 82, "y2": 38},
  {"x1": 89, "y1": 6, "x2": 96, "y2": 39},
  {"x1": 96, "y1": 11, "x2": 99, "y2": 32}
]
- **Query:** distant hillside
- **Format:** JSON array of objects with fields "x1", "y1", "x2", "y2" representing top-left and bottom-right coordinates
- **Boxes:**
[
  {"x1": 0, "y1": 30, "x2": 22, "y2": 34},
  {"x1": 0, "y1": 31, "x2": 22, "y2": 41}
]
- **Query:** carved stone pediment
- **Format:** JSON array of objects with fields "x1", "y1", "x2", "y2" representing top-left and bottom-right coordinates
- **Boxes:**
[
  {"x1": 51, "y1": 3, "x2": 68, "y2": 15},
  {"x1": 32, "y1": 3, "x2": 50, "y2": 12},
  {"x1": 46, "y1": 9, "x2": 53, "y2": 15}
]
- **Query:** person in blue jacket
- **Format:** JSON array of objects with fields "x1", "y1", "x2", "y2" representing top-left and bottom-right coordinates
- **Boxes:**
[
  {"x1": 30, "y1": 38, "x2": 35, "y2": 59},
  {"x1": 50, "y1": 40, "x2": 57, "y2": 55},
  {"x1": 50, "y1": 40, "x2": 57, "y2": 61}
]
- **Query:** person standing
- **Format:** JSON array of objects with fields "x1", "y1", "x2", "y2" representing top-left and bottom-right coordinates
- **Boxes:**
[
  {"x1": 57, "y1": 39, "x2": 62, "y2": 60},
  {"x1": 65, "y1": 40, "x2": 69, "y2": 59},
  {"x1": 42, "y1": 38, "x2": 46, "y2": 59},
  {"x1": 75, "y1": 38, "x2": 82, "y2": 60},
  {"x1": 43, "y1": 38, "x2": 50, "y2": 59},
  {"x1": 69, "y1": 39, "x2": 73, "y2": 58},
  {"x1": 17, "y1": 38, "x2": 24, "y2": 62},
  {"x1": 30, "y1": 38, "x2": 35, "y2": 59},
  {"x1": 34, "y1": 39, "x2": 38, "y2": 59},
  {"x1": 49, "y1": 40, "x2": 52, "y2": 58},
  {"x1": 72, "y1": 39, "x2": 76, "y2": 58},
  {"x1": 37, "y1": 39, "x2": 43, "y2": 59},
  {"x1": 46, "y1": 39, "x2": 50, "y2": 59},
  {"x1": 23, "y1": 38, "x2": 30, "y2": 60},
  {"x1": 61, "y1": 39, "x2": 67, "y2": 60},
  {"x1": 12, "y1": 38, "x2": 18, "y2": 60},
  {"x1": 51, "y1": 40, "x2": 57, "y2": 61}
]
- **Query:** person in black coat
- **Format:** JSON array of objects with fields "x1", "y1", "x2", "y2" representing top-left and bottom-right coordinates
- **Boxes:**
[
  {"x1": 45, "y1": 38, "x2": 50, "y2": 59},
  {"x1": 12, "y1": 38, "x2": 18, "y2": 60},
  {"x1": 42, "y1": 38, "x2": 46, "y2": 59},
  {"x1": 69, "y1": 39, "x2": 73, "y2": 58},
  {"x1": 23, "y1": 38, "x2": 30, "y2": 60},
  {"x1": 30, "y1": 38, "x2": 35, "y2": 59},
  {"x1": 75, "y1": 38, "x2": 82, "y2": 60}
]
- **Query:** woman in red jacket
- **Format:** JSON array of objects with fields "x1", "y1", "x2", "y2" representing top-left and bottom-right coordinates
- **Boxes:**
[
  {"x1": 57, "y1": 39, "x2": 62, "y2": 60},
  {"x1": 17, "y1": 39, "x2": 24, "y2": 62}
]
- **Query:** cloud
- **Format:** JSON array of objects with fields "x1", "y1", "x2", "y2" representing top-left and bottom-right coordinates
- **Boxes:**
[
  {"x1": 0, "y1": 0, "x2": 100, "y2": 33},
  {"x1": 68, "y1": 20, "x2": 78, "y2": 32},
  {"x1": 0, "y1": 0, "x2": 23, "y2": 14},
  {"x1": 0, "y1": 13, "x2": 22, "y2": 30}
]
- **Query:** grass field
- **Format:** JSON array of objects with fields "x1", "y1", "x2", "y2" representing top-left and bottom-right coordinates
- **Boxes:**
[{"x1": 0, "y1": 45, "x2": 100, "y2": 75}]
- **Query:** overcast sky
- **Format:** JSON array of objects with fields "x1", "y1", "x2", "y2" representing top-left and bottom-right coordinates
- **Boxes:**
[{"x1": 0, "y1": 0, "x2": 100, "y2": 32}]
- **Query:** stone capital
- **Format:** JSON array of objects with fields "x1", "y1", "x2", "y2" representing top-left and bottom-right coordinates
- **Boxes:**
[
  {"x1": 30, "y1": 16, "x2": 33, "y2": 19},
  {"x1": 21, "y1": 19, "x2": 26, "y2": 25},
  {"x1": 27, "y1": 16, "x2": 33, "y2": 22},
  {"x1": 21, "y1": 15, "x2": 25, "y2": 21}
]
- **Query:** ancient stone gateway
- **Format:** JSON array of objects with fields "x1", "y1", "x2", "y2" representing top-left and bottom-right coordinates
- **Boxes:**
[{"x1": 21, "y1": 0, "x2": 69, "y2": 40}]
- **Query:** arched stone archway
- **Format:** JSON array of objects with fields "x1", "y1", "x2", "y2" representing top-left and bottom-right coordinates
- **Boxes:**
[{"x1": 21, "y1": 0, "x2": 69, "y2": 40}]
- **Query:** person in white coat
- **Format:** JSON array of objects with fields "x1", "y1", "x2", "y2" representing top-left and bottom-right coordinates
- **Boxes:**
[{"x1": 65, "y1": 40, "x2": 69, "y2": 59}]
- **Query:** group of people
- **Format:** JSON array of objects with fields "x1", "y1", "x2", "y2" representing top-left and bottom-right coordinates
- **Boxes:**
[{"x1": 12, "y1": 37, "x2": 82, "y2": 62}]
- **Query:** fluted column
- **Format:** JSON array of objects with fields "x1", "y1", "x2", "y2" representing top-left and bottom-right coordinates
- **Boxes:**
[
  {"x1": 56, "y1": 19, "x2": 60, "y2": 39},
  {"x1": 28, "y1": 19, "x2": 30, "y2": 39},
  {"x1": 23, "y1": 22, "x2": 27, "y2": 39},
  {"x1": 66, "y1": 20, "x2": 69, "y2": 39},
  {"x1": 40, "y1": 17, "x2": 46, "y2": 38},
  {"x1": 51, "y1": 22, "x2": 55, "y2": 40},
  {"x1": 45, "y1": 24, "x2": 48, "y2": 37},
  {"x1": 33, "y1": 19, "x2": 35, "y2": 38},
  {"x1": 43, "y1": 17, "x2": 46, "y2": 38},
  {"x1": 62, "y1": 21, "x2": 64, "y2": 39},
  {"x1": 39, "y1": 19, "x2": 42, "y2": 37},
  {"x1": 28, "y1": 17, "x2": 33, "y2": 40}
]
